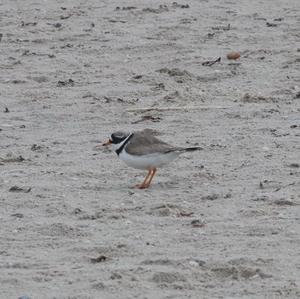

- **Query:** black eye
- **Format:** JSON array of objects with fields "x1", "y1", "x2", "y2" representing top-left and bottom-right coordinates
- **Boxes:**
[{"x1": 111, "y1": 133, "x2": 126, "y2": 144}]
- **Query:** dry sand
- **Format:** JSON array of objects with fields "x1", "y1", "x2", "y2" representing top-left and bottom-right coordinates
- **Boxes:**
[{"x1": 1, "y1": 0, "x2": 300, "y2": 298}]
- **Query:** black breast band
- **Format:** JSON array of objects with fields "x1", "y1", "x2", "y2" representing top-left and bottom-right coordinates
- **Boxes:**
[{"x1": 116, "y1": 133, "x2": 134, "y2": 155}]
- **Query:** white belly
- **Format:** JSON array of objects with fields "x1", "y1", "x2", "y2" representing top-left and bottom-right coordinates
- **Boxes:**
[{"x1": 119, "y1": 150, "x2": 180, "y2": 170}]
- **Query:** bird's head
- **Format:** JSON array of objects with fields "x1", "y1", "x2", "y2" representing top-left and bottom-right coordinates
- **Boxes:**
[{"x1": 102, "y1": 131, "x2": 131, "y2": 152}]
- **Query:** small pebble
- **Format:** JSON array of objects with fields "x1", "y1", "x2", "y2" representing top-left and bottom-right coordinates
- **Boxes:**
[
  {"x1": 289, "y1": 163, "x2": 299, "y2": 168},
  {"x1": 9, "y1": 186, "x2": 31, "y2": 193},
  {"x1": 110, "y1": 272, "x2": 122, "y2": 280},
  {"x1": 227, "y1": 52, "x2": 241, "y2": 60},
  {"x1": 189, "y1": 260, "x2": 200, "y2": 267},
  {"x1": 11, "y1": 213, "x2": 24, "y2": 218},
  {"x1": 90, "y1": 255, "x2": 107, "y2": 263},
  {"x1": 266, "y1": 22, "x2": 277, "y2": 27},
  {"x1": 189, "y1": 259, "x2": 205, "y2": 267},
  {"x1": 274, "y1": 199, "x2": 296, "y2": 206},
  {"x1": 191, "y1": 219, "x2": 205, "y2": 228},
  {"x1": 53, "y1": 23, "x2": 62, "y2": 28}
]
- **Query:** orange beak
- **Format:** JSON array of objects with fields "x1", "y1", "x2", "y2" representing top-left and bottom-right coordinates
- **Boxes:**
[{"x1": 102, "y1": 139, "x2": 112, "y2": 146}]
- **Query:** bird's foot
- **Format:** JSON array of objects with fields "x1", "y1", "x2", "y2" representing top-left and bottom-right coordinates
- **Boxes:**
[{"x1": 133, "y1": 183, "x2": 149, "y2": 189}]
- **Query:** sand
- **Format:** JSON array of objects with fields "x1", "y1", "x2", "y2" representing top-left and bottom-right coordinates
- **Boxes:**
[{"x1": 0, "y1": 0, "x2": 299, "y2": 298}]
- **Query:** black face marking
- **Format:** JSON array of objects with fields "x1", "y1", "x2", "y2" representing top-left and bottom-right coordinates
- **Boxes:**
[
  {"x1": 111, "y1": 132, "x2": 128, "y2": 144},
  {"x1": 115, "y1": 133, "x2": 134, "y2": 155}
]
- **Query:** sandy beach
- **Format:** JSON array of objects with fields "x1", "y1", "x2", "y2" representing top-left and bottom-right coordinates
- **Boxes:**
[{"x1": 0, "y1": 0, "x2": 299, "y2": 298}]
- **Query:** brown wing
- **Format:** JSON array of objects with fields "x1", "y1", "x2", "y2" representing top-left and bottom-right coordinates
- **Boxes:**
[{"x1": 125, "y1": 131, "x2": 180, "y2": 155}]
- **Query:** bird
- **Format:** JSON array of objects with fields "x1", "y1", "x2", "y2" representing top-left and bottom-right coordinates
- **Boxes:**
[{"x1": 102, "y1": 129, "x2": 202, "y2": 189}]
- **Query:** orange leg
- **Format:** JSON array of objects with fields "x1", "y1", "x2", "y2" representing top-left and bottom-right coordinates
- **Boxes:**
[
  {"x1": 143, "y1": 168, "x2": 157, "y2": 188},
  {"x1": 134, "y1": 169, "x2": 152, "y2": 189}
]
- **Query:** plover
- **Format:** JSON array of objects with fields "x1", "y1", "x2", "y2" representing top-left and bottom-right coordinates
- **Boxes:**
[{"x1": 102, "y1": 130, "x2": 201, "y2": 189}]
